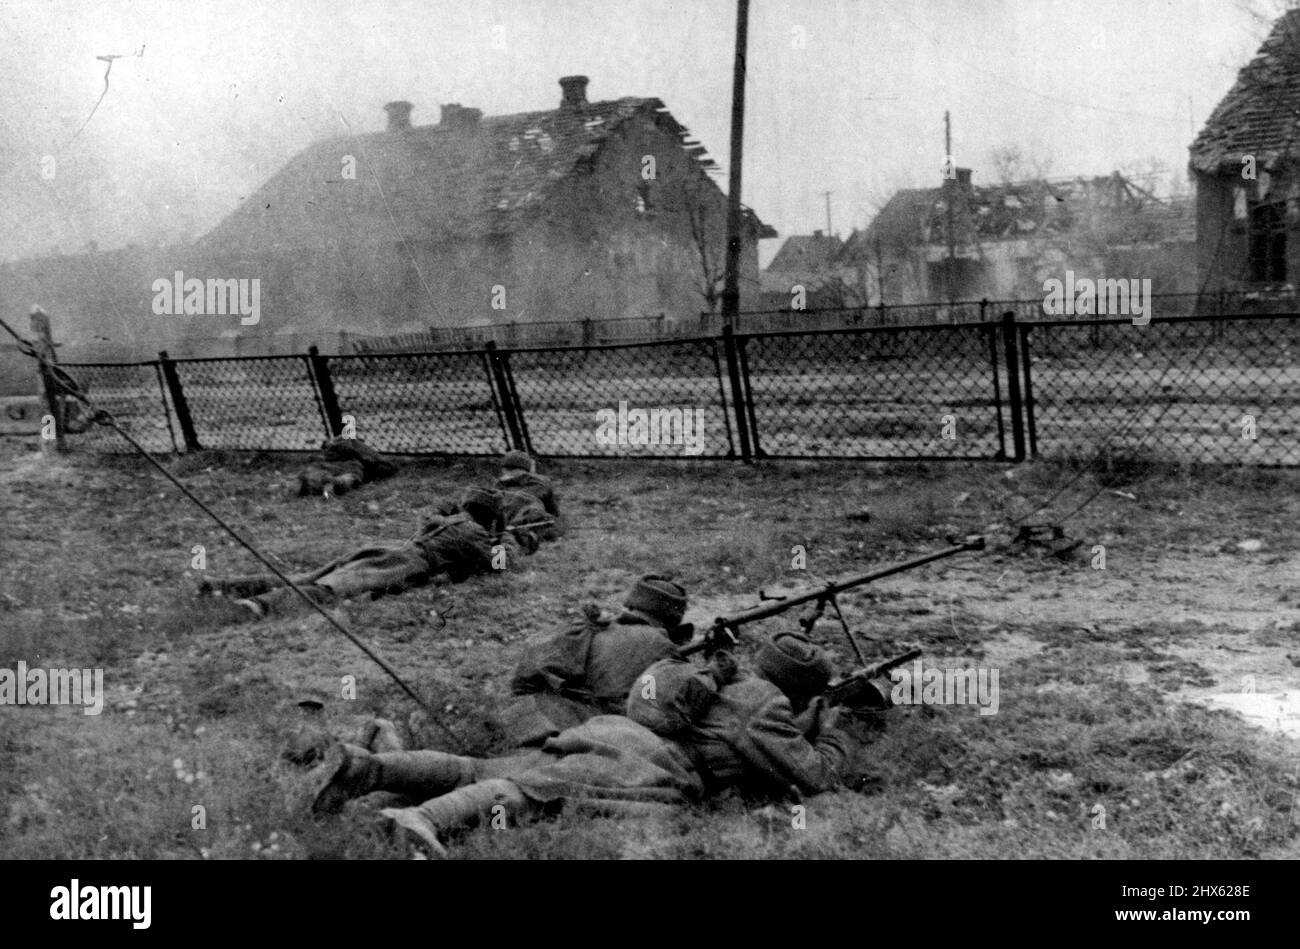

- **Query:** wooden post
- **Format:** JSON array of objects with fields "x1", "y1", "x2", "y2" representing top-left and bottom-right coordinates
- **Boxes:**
[
  {"x1": 719, "y1": 0, "x2": 750, "y2": 330},
  {"x1": 159, "y1": 350, "x2": 202, "y2": 452},
  {"x1": 29, "y1": 306, "x2": 65, "y2": 452},
  {"x1": 1000, "y1": 311, "x2": 1026, "y2": 463}
]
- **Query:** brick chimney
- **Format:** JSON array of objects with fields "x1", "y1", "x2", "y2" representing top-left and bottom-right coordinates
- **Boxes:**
[
  {"x1": 440, "y1": 103, "x2": 483, "y2": 130},
  {"x1": 384, "y1": 101, "x2": 413, "y2": 132},
  {"x1": 559, "y1": 75, "x2": 589, "y2": 110}
]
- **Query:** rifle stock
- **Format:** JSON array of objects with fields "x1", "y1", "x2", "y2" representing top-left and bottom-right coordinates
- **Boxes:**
[{"x1": 824, "y1": 648, "x2": 921, "y2": 710}]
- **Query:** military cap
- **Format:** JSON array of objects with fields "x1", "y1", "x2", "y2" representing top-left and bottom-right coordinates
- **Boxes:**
[
  {"x1": 755, "y1": 632, "x2": 833, "y2": 701},
  {"x1": 623, "y1": 574, "x2": 688, "y2": 630}
]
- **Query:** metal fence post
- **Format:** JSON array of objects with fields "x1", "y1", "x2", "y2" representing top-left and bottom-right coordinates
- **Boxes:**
[
  {"x1": 152, "y1": 362, "x2": 179, "y2": 454},
  {"x1": 485, "y1": 341, "x2": 525, "y2": 451},
  {"x1": 721, "y1": 324, "x2": 753, "y2": 461},
  {"x1": 308, "y1": 345, "x2": 344, "y2": 438},
  {"x1": 985, "y1": 322, "x2": 1007, "y2": 460},
  {"x1": 1018, "y1": 322, "x2": 1038, "y2": 459},
  {"x1": 999, "y1": 312, "x2": 1026, "y2": 462},
  {"x1": 158, "y1": 350, "x2": 202, "y2": 452},
  {"x1": 736, "y1": 334, "x2": 763, "y2": 458},
  {"x1": 498, "y1": 346, "x2": 533, "y2": 454}
]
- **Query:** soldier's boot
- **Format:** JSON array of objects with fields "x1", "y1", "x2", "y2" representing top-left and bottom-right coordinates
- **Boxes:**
[
  {"x1": 248, "y1": 583, "x2": 338, "y2": 618},
  {"x1": 362, "y1": 718, "x2": 404, "y2": 753},
  {"x1": 379, "y1": 778, "x2": 533, "y2": 858},
  {"x1": 312, "y1": 743, "x2": 380, "y2": 815},
  {"x1": 199, "y1": 575, "x2": 280, "y2": 599}
]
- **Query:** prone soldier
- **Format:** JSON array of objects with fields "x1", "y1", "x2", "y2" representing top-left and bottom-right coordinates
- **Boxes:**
[
  {"x1": 500, "y1": 575, "x2": 691, "y2": 746},
  {"x1": 310, "y1": 633, "x2": 851, "y2": 856},
  {"x1": 199, "y1": 511, "x2": 518, "y2": 619}
]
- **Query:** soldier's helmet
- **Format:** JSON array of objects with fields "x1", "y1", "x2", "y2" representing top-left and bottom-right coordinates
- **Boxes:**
[
  {"x1": 500, "y1": 450, "x2": 536, "y2": 478},
  {"x1": 622, "y1": 574, "x2": 688, "y2": 631},
  {"x1": 755, "y1": 632, "x2": 833, "y2": 703}
]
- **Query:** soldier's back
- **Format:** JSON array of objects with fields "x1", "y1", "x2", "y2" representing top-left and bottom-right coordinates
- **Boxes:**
[
  {"x1": 585, "y1": 620, "x2": 678, "y2": 713},
  {"x1": 498, "y1": 471, "x2": 558, "y2": 517}
]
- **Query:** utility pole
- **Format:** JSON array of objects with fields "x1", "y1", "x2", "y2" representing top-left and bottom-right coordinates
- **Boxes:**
[
  {"x1": 720, "y1": 0, "x2": 749, "y2": 330},
  {"x1": 719, "y1": 0, "x2": 753, "y2": 462},
  {"x1": 874, "y1": 237, "x2": 885, "y2": 310},
  {"x1": 822, "y1": 190, "x2": 833, "y2": 236},
  {"x1": 944, "y1": 110, "x2": 957, "y2": 305}
]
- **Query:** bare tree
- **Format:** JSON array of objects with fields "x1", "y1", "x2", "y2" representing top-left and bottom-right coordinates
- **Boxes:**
[
  {"x1": 668, "y1": 171, "x2": 729, "y2": 314},
  {"x1": 989, "y1": 145, "x2": 1026, "y2": 186},
  {"x1": 1117, "y1": 156, "x2": 1174, "y2": 199},
  {"x1": 987, "y1": 144, "x2": 1054, "y2": 185}
]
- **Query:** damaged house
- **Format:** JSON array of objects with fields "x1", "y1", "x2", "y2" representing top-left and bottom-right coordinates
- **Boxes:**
[
  {"x1": 834, "y1": 170, "x2": 1195, "y2": 308},
  {"x1": 0, "y1": 76, "x2": 775, "y2": 359},
  {"x1": 758, "y1": 230, "x2": 851, "y2": 309},
  {"x1": 1189, "y1": 9, "x2": 1300, "y2": 295},
  {"x1": 193, "y1": 74, "x2": 776, "y2": 349}
]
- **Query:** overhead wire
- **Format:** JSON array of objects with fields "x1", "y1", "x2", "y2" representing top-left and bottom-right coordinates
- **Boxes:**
[{"x1": 0, "y1": 315, "x2": 467, "y2": 752}]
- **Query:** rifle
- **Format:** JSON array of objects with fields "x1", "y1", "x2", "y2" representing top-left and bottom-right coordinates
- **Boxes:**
[
  {"x1": 679, "y1": 536, "x2": 984, "y2": 706},
  {"x1": 493, "y1": 518, "x2": 556, "y2": 554}
]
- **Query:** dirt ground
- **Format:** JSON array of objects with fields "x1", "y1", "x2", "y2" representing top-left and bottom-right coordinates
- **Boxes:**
[{"x1": 1, "y1": 436, "x2": 1298, "y2": 859}]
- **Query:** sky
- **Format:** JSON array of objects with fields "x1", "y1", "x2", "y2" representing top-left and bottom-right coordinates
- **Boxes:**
[{"x1": 0, "y1": 0, "x2": 1284, "y2": 267}]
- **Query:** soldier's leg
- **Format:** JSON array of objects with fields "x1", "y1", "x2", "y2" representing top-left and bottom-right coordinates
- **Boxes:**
[
  {"x1": 237, "y1": 582, "x2": 337, "y2": 619},
  {"x1": 198, "y1": 573, "x2": 287, "y2": 598},
  {"x1": 380, "y1": 778, "x2": 539, "y2": 856},
  {"x1": 313, "y1": 744, "x2": 479, "y2": 814},
  {"x1": 313, "y1": 743, "x2": 544, "y2": 815}
]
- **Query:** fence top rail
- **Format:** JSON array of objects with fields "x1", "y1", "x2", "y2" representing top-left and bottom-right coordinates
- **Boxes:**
[
  {"x1": 162, "y1": 352, "x2": 315, "y2": 365},
  {"x1": 60, "y1": 360, "x2": 163, "y2": 369},
  {"x1": 337, "y1": 347, "x2": 494, "y2": 360},
  {"x1": 1020, "y1": 310, "x2": 1300, "y2": 329},
  {"x1": 481, "y1": 335, "x2": 720, "y2": 356},
  {"x1": 735, "y1": 319, "x2": 998, "y2": 341}
]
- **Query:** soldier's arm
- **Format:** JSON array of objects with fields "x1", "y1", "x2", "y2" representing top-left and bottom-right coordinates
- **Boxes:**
[{"x1": 741, "y1": 692, "x2": 850, "y2": 796}]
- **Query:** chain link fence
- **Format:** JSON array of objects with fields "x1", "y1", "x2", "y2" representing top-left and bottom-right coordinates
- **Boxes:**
[
  {"x1": 1023, "y1": 314, "x2": 1300, "y2": 465},
  {"x1": 327, "y1": 350, "x2": 508, "y2": 455},
  {"x1": 739, "y1": 323, "x2": 1006, "y2": 459},
  {"x1": 504, "y1": 338, "x2": 733, "y2": 458},
  {"x1": 51, "y1": 361, "x2": 177, "y2": 453},
  {"x1": 168, "y1": 355, "x2": 326, "y2": 451},
  {"x1": 50, "y1": 310, "x2": 1299, "y2": 466}
]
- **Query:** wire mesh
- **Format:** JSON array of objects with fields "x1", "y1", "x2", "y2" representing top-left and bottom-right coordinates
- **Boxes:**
[
  {"x1": 1024, "y1": 314, "x2": 1300, "y2": 464},
  {"x1": 738, "y1": 323, "x2": 1006, "y2": 459},
  {"x1": 55, "y1": 362, "x2": 176, "y2": 453},
  {"x1": 170, "y1": 355, "x2": 326, "y2": 451},
  {"x1": 502, "y1": 338, "x2": 734, "y2": 458},
  {"x1": 323, "y1": 350, "x2": 509, "y2": 455}
]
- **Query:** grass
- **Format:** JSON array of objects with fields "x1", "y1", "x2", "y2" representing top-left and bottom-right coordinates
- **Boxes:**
[{"x1": 1, "y1": 442, "x2": 1298, "y2": 859}]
